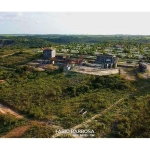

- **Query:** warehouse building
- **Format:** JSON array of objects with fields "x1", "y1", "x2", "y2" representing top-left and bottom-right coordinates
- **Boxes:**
[{"x1": 96, "y1": 54, "x2": 118, "y2": 69}]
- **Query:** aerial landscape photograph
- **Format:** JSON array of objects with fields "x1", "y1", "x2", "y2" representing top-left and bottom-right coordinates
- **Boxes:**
[{"x1": 0, "y1": 11, "x2": 150, "y2": 140}]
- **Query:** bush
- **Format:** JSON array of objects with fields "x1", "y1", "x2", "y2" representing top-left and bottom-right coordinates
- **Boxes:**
[
  {"x1": 0, "y1": 114, "x2": 27, "y2": 136},
  {"x1": 111, "y1": 117, "x2": 131, "y2": 138},
  {"x1": 21, "y1": 125, "x2": 55, "y2": 138}
]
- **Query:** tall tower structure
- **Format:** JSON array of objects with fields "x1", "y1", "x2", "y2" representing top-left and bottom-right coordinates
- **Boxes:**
[{"x1": 42, "y1": 47, "x2": 56, "y2": 64}]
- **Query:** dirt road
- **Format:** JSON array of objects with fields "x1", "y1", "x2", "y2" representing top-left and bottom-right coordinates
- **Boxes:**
[
  {"x1": 0, "y1": 104, "x2": 23, "y2": 119},
  {"x1": 0, "y1": 103, "x2": 62, "y2": 138},
  {"x1": 1, "y1": 53, "x2": 16, "y2": 58}
]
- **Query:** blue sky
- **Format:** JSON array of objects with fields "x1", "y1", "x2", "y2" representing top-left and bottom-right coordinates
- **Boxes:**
[{"x1": 0, "y1": 12, "x2": 150, "y2": 35}]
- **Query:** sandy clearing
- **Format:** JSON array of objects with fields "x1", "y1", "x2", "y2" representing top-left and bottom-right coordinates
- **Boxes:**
[
  {"x1": 0, "y1": 104, "x2": 23, "y2": 119},
  {"x1": 71, "y1": 66, "x2": 119, "y2": 76}
]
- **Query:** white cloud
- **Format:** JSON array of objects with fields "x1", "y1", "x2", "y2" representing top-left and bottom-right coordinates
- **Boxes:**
[
  {"x1": 36, "y1": 20, "x2": 39, "y2": 23},
  {"x1": 0, "y1": 12, "x2": 23, "y2": 21}
]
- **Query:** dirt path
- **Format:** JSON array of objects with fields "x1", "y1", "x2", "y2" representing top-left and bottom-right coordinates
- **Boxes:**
[
  {"x1": 1, "y1": 125, "x2": 30, "y2": 138},
  {"x1": 0, "y1": 104, "x2": 23, "y2": 119},
  {"x1": 52, "y1": 95, "x2": 130, "y2": 138},
  {"x1": 0, "y1": 103, "x2": 63, "y2": 138},
  {"x1": 72, "y1": 98, "x2": 125, "y2": 130},
  {"x1": 52, "y1": 84, "x2": 150, "y2": 138},
  {"x1": 1, "y1": 53, "x2": 16, "y2": 58},
  {"x1": 1, "y1": 82, "x2": 149, "y2": 138}
]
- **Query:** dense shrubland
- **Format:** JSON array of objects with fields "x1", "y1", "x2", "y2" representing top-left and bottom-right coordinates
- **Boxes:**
[
  {"x1": 0, "y1": 67, "x2": 133, "y2": 128},
  {"x1": 81, "y1": 82, "x2": 150, "y2": 138},
  {"x1": 21, "y1": 125, "x2": 55, "y2": 138}
]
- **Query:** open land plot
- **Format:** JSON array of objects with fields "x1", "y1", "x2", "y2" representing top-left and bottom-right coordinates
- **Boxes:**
[{"x1": 71, "y1": 66, "x2": 119, "y2": 76}]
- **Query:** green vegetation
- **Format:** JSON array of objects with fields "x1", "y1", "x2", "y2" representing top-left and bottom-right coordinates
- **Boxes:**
[
  {"x1": 0, "y1": 36, "x2": 51, "y2": 49},
  {"x1": 1, "y1": 35, "x2": 150, "y2": 62},
  {"x1": 0, "y1": 67, "x2": 132, "y2": 129},
  {"x1": 80, "y1": 80, "x2": 150, "y2": 138},
  {"x1": 0, "y1": 52, "x2": 42, "y2": 67},
  {"x1": 0, "y1": 35, "x2": 150, "y2": 138},
  {"x1": 0, "y1": 114, "x2": 27, "y2": 137},
  {"x1": 21, "y1": 125, "x2": 55, "y2": 138}
]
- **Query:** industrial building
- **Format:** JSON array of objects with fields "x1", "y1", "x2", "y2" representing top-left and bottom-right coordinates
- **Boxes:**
[
  {"x1": 42, "y1": 47, "x2": 56, "y2": 59},
  {"x1": 41, "y1": 48, "x2": 118, "y2": 71},
  {"x1": 96, "y1": 54, "x2": 118, "y2": 69},
  {"x1": 42, "y1": 47, "x2": 56, "y2": 64}
]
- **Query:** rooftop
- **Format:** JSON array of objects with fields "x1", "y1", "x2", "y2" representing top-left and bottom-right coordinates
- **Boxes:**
[
  {"x1": 42, "y1": 47, "x2": 56, "y2": 51},
  {"x1": 97, "y1": 54, "x2": 116, "y2": 57}
]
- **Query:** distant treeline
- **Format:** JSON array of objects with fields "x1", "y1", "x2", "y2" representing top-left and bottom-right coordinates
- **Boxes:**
[
  {"x1": 45, "y1": 35, "x2": 150, "y2": 44},
  {"x1": 1, "y1": 35, "x2": 150, "y2": 48},
  {"x1": 0, "y1": 36, "x2": 52, "y2": 49}
]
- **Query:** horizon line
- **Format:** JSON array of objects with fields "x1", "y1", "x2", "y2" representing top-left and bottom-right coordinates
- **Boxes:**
[{"x1": 1, "y1": 34, "x2": 150, "y2": 36}]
